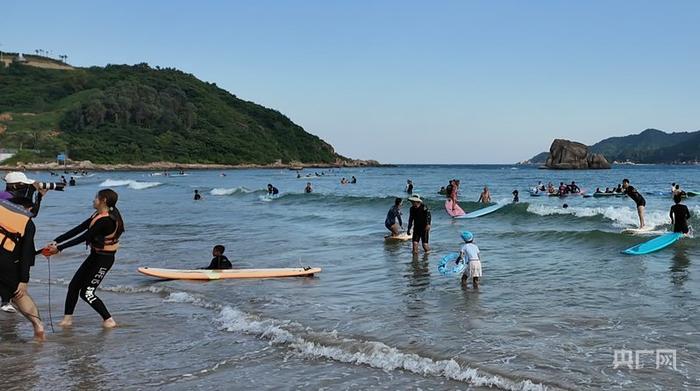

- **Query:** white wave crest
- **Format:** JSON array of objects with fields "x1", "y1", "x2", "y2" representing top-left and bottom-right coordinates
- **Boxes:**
[
  {"x1": 527, "y1": 204, "x2": 673, "y2": 229},
  {"x1": 215, "y1": 306, "x2": 552, "y2": 390},
  {"x1": 100, "y1": 179, "x2": 162, "y2": 190},
  {"x1": 210, "y1": 186, "x2": 254, "y2": 196}
]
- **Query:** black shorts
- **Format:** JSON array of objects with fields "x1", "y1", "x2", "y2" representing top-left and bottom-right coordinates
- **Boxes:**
[
  {"x1": 412, "y1": 228, "x2": 429, "y2": 243},
  {"x1": 674, "y1": 225, "x2": 689, "y2": 234}
]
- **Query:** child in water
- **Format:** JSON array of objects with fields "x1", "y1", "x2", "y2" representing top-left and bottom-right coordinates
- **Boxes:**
[
  {"x1": 456, "y1": 231, "x2": 482, "y2": 288},
  {"x1": 203, "y1": 245, "x2": 232, "y2": 269}
]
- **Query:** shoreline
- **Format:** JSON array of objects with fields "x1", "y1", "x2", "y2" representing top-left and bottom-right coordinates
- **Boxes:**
[{"x1": 0, "y1": 159, "x2": 385, "y2": 172}]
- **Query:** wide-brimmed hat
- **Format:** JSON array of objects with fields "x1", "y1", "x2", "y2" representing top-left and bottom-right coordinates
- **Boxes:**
[
  {"x1": 4, "y1": 172, "x2": 35, "y2": 184},
  {"x1": 407, "y1": 194, "x2": 423, "y2": 203}
]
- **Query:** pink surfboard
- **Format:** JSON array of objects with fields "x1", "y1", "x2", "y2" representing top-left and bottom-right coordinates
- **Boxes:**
[{"x1": 445, "y1": 199, "x2": 466, "y2": 217}]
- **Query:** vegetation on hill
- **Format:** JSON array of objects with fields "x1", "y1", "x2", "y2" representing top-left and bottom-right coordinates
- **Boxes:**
[
  {"x1": 589, "y1": 129, "x2": 700, "y2": 163},
  {"x1": 526, "y1": 129, "x2": 700, "y2": 164},
  {"x1": 0, "y1": 62, "x2": 346, "y2": 164}
]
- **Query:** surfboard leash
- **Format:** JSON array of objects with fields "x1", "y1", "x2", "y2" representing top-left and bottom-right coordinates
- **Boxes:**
[{"x1": 46, "y1": 255, "x2": 55, "y2": 333}]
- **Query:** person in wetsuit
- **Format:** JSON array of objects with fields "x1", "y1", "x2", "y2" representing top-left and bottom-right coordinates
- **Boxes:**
[
  {"x1": 670, "y1": 194, "x2": 691, "y2": 234},
  {"x1": 194, "y1": 189, "x2": 202, "y2": 200},
  {"x1": 0, "y1": 197, "x2": 45, "y2": 339},
  {"x1": 267, "y1": 184, "x2": 279, "y2": 195},
  {"x1": 570, "y1": 181, "x2": 580, "y2": 194},
  {"x1": 622, "y1": 178, "x2": 646, "y2": 229},
  {"x1": 385, "y1": 198, "x2": 404, "y2": 237},
  {"x1": 203, "y1": 245, "x2": 232, "y2": 269},
  {"x1": 69, "y1": 177, "x2": 76, "y2": 186},
  {"x1": 512, "y1": 189, "x2": 519, "y2": 203},
  {"x1": 45, "y1": 189, "x2": 124, "y2": 329},
  {"x1": 305, "y1": 182, "x2": 313, "y2": 193},
  {"x1": 407, "y1": 195, "x2": 431, "y2": 254},
  {"x1": 405, "y1": 180, "x2": 414, "y2": 195}
]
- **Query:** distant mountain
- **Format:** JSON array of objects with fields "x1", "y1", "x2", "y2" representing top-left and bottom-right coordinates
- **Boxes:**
[
  {"x1": 0, "y1": 59, "x2": 363, "y2": 165},
  {"x1": 526, "y1": 128, "x2": 700, "y2": 164},
  {"x1": 590, "y1": 129, "x2": 700, "y2": 163}
]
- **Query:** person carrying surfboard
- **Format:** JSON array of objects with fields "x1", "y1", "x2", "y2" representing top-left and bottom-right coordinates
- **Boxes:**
[
  {"x1": 622, "y1": 179, "x2": 646, "y2": 229},
  {"x1": 670, "y1": 193, "x2": 692, "y2": 235},
  {"x1": 456, "y1": 231, "x2": 482, "y2": 288},
  {"x1": 385, "y1": 198, "x2": 404, "y2": 237},
  {"x1": 44, "y1": 189, "x2": 125, "y2": 329},
  {"x1": 407, "y1": 195, "x2": 431, "y2": 254}
]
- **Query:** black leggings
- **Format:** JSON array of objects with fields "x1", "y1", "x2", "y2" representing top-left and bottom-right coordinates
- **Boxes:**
[{"x1": 65, "y1": 251, "x2": 115, "y2": 320}]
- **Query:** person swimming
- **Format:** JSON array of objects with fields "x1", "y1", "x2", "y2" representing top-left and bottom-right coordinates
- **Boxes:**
[
  {"x1": 304, "y1": 182, "x2": 313, "y2": 193},
  {"x1": 478, "y1": 186, "x2": 491, "y2": 203},
  {"x1": 267, "y1": 184, "x2": 279, "y2": 195}
]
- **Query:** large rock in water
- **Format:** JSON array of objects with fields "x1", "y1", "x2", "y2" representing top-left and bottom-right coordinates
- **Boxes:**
[{"x1": 545, "y1": 139, "x2": 611, "y2": 169}]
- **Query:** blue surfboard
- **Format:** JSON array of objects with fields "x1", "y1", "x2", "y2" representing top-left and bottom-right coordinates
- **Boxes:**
[
  {"x1": 622, "y1": 232, "x2": 683, "y2": 255},
  {"x1": 455, "y1": 203, "x2": 507, "y2": 219}
]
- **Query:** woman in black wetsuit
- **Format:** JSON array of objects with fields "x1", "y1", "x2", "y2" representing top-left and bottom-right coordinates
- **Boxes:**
[{"x1": 45, "y1": 189, "x2": 125, "y2": 329}]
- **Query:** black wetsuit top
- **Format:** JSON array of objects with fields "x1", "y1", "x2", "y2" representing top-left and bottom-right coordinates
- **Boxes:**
[
  {"x1": 194, "y1": 193, "x2": 202, "y2": 200},
  {"x1": 624, "y1": 185, "x2": 646, "y2": 207},
  {"x1": 205, "y1": 255, "x2": 232, "y2": 270},
  {"x1": 269, "y1": 187, "x2": 279, "y2": 195},
  {"x1": 406, "y1": 183, "x2": 413, "y2": 194},
  {"x1": 670, "y1": 204, "x2": 691, "y2": 233},
  {"x1": 385, "y1": 205, "x2": 403, "y2": 228},
  {"x1": 407, "y1": 205, "x2": 432, "y2": 232},
  {"x1": 55, "y1": 215, "x2": 118, "y2": 253}
]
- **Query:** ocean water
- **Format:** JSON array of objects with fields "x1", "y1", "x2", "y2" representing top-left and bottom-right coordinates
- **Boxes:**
[{"x1": 1, "y1": 165, "x2": 699, "y2": 390}]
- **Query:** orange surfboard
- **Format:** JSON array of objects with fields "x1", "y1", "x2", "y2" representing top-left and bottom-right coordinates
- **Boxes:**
[{"x1": 138, "y1": 266, "x2": 321, "y2": 280}]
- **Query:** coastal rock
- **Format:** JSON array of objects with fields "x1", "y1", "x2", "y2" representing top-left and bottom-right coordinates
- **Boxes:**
[{"x1": 545, "y1": 139, "x2": 611, "y2": 169}]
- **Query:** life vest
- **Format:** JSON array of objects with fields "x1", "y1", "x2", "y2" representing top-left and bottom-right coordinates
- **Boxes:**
[
  {"x1": 0, "y1": 201, "x2": 31, "y2": 253},
  {"x1": 89, "y1": 211, "x2": 120, "y2": 252}
]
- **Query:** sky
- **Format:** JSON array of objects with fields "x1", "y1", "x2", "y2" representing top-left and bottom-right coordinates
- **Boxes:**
[{"x1": 2, "y1": 1, "x2": 699, "y2": 163}]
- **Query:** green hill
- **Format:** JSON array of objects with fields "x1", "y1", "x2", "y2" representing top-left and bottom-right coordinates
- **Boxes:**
[
  {"x1": 527, "y1": 128, "x2": 700, "y2": 164},
  {"x1": 0, "y1": 62, "x2": 349, "y2": 165},
  {"x1": 589, "y1": 128, "x2": 699, "y2": 163}
]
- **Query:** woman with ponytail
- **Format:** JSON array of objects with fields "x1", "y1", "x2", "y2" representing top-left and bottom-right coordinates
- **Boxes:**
[{"x1": 45, "y1": 188, "x2": 124, "y2": 328}]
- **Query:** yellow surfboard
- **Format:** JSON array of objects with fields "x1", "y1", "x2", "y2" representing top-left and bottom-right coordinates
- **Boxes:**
[
  {"x1": 384, "y1": 233, "x2": 412, "y2": 241},
  {"x1": 138, "y1": 266, "x2": 321, "y2": 280}
]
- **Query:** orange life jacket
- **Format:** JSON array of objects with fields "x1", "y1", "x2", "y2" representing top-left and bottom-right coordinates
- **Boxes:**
[
  {"x1": 89, "y1": 211, "x2": 120, "y2": 252},
  {"x1": 0, "y1": 201, "x2": 31, "y2": 253}
]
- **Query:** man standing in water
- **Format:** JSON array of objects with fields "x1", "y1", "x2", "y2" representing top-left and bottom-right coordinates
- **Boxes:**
[
  {"x1": 622, "y1": 178, "x2": 646, "y2": 229},
  {"x1": 0, "y1": 197, "x2": 45, "y2": 340},
  {"x1": 406, "y1": 195, "x2": 431, "y2": 254}
]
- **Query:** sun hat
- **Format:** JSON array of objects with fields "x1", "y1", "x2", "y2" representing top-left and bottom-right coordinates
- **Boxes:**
[
  {"x1": 407, "y1": 194, "x2": 423, "y2": 203},
  {"x1": 460, "y1": 231, "x2": 474, "y2": 242},
  {"x1": 4, "y1": 172, "x2": 35, "y2": 184}
]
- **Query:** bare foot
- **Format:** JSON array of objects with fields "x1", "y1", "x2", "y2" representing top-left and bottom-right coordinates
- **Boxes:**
[
  {"x1": 58, "y1": 315, "x2": 73, "y2": 328},
  {"x1": 103, "y1": 318, "x2": 118, "y2": 329},
  {"x1": 34, "y1": 329, "x2": 46, "y2": 341}
]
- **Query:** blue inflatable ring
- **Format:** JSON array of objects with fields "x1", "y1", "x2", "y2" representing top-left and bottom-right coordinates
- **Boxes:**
[{"x1": 438, "y1": 252, "x2": 466, "y2": 276}]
